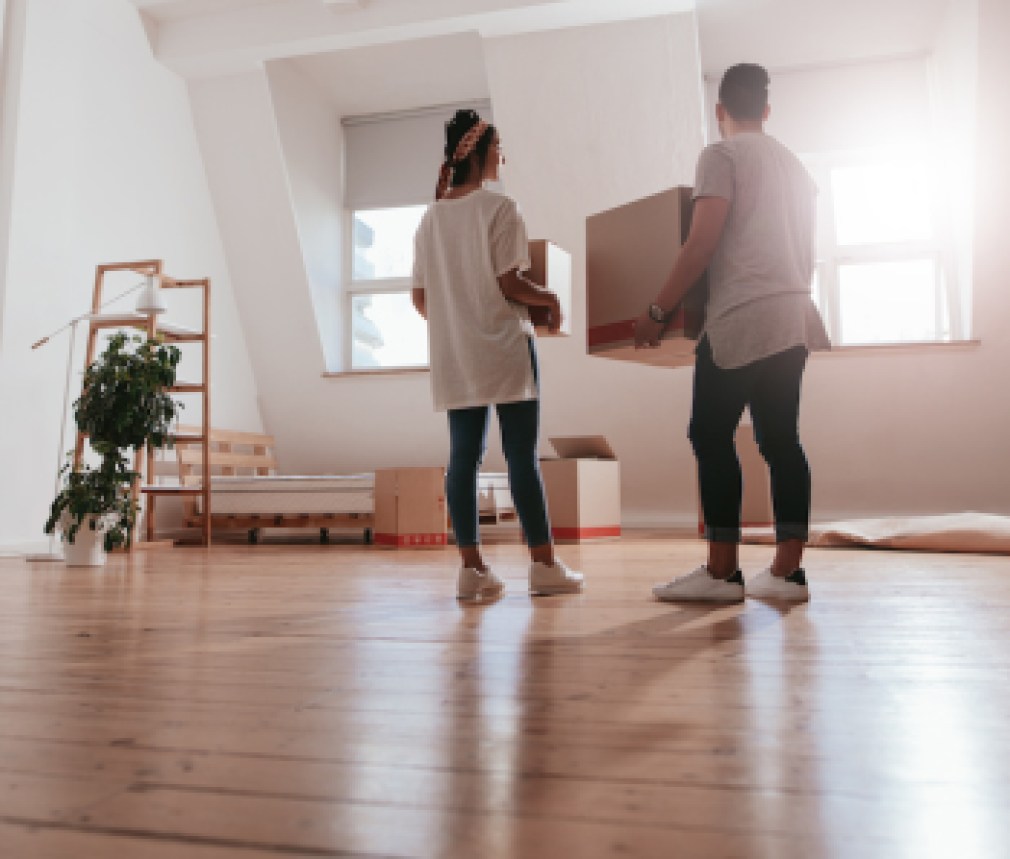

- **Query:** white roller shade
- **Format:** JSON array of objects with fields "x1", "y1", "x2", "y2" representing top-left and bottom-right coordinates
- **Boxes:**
[{"x1": 343, "y1": 101, "x2": 492, "y2": 210}]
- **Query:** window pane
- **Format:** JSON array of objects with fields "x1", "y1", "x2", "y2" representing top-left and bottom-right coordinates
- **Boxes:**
[
  {"x1": 352, "y1": 205, "x2": 427, "y2": 280},
  {"x1": 831, "y1": 160, "x2": 932, "y2": 245},
  {"x1": 351, "y1": 292, "x2": 428, "y2": 369},
  {"x1": 838, "y1": 259, "x2": 939, "y2": 345}
]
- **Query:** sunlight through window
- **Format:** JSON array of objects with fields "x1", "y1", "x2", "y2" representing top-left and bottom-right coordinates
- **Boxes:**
[
  {"x1": 838, "y1": 260, "x2": 942, "y2": 344},
  {"x1": 352, "y1": 206, "x2": 427, "y2": 281},
  {"x1": 831, "y1": 159, "x2": 933, "y2": 246},
  {"x1": 351, "y1": 292, "x2": 428, "y2": 369}
]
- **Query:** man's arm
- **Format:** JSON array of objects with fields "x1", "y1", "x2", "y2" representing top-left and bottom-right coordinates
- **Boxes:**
[
  {"x1": 634, "y1": 195, "x2": 730, "y2": 347},
  {"x1": 411, "y1": 287, "x2": 426, "y2": 320}
]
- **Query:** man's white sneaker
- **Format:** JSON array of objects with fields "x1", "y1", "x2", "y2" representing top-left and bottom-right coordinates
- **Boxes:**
[
  {"x1": 529, "y1": 559, "x2": 584, "y2": 595},
  {"x1": 652, "y1": 565, "x2": 745, "y2": 603},
  {"x1": 747, "y1": 567, "x2": 810, "y2": 601},
  {"x1": 456, "y1": 566, "x2": 504, "y2": 602}
]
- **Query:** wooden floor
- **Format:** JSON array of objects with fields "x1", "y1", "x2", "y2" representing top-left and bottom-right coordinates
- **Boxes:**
[{"x1": 2, "y1": 531, "x2": 1009, "y2": 859}]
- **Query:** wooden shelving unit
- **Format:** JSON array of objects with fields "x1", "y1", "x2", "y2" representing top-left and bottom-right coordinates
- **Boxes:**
[{"x1": 72, "y1": 260, "x2": 212, "y2": 547}]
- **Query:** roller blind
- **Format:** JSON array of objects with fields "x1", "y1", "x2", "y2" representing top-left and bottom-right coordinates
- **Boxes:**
[{"x1": 343, "y1": 101, "x2": 492, "y2": 210}]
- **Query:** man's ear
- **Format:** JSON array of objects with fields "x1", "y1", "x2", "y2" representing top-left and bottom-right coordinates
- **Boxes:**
[
  {"x1": 715, "y1": 102, "x2": 726, "y2": 123},
  {"x1": 762, "y1": 103, "x2": 771, "y2": 122}
]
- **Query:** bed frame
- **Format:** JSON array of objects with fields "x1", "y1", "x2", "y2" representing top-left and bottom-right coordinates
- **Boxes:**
[{"x1": 166, "y1": 426, "x2": 374, "y2": 544}]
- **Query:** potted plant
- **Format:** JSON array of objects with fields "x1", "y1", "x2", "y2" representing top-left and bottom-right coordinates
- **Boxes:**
[{"x1": 45, "y1": 332, "x2": 182, "y2": 565}]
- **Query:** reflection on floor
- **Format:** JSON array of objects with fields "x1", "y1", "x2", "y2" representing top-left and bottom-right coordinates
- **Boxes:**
[{"x1": 2, "y1": 530, "x2": 1008, "y2": 858}]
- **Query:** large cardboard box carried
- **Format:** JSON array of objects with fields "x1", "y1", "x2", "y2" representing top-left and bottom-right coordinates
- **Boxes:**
[
  {"x1": 586, "y1": 186, "x2": 707, "y2": 368},
  {"x1": 525, "y1": 239, "x2": 572, "y2": 336},
  {"x1": 540, "y1": 436, "x2": 621, "y2": 543},
  {"x1": 374, "y1": 467, "x2": 448, "y2": 548}
]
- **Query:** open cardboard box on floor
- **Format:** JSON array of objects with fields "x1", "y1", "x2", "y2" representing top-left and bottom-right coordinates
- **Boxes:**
[
  {"x1": 586, "y1": 186, "x2": 707, "y2": 368},
  {"x1": 525, "y1": 239, "x2": 572, "y2": 336},
  {"x1": 540, "y1": 436, "x2": 621, "y2": 542}
]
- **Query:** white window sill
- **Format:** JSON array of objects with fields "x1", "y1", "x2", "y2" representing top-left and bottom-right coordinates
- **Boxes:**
[
  {"x1": 323, "y1": 367, "x2": 429, "y2": 379},
  {"x1": 814, "y1": 339, "x2": 980, "y2": 357},
  {"x1": 320, "y1": 341, "x2": 981, "y2": 378}
]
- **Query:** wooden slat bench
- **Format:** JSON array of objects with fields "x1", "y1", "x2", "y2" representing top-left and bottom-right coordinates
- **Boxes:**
[{"x1": 152, "y1": 426, "x2": 374, "y2": 544}]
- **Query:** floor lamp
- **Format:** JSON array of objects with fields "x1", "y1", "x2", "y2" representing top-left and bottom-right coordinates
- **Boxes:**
[{"x1": 24, "y1": 275, "x2": 167, "y2": 562}]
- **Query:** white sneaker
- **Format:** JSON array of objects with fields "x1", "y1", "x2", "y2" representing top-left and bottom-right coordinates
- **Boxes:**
[
  {"x1": 747, "y1": 567, "x2": 810, "y2": 601},
  {"x1": 652, "y1": 565, "x2": 745, "y2": 603},
  {"x1": 456, "y1": 566, "x2": 504, "y2": 602},
  {"x1": 529, "y1": 559, "x2": 584, "y2": 596}
]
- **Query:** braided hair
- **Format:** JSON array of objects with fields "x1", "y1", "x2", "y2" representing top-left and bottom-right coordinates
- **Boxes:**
[{"x1": 436, "y1": 109, "x2": 496, "y2": 199}]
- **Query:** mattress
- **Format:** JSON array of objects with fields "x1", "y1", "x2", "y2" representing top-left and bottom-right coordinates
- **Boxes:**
[
  {"x1": 197, "y1": 474, "x2": 374, "y2": 516},
  {"x1": 193, "y1": 473, "x2": 514, "y2": 518}
]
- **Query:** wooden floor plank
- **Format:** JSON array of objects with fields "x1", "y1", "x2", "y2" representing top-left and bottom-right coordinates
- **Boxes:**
[{"x1": 2, "y1": 532, "x2": 1009, "y2": 858}]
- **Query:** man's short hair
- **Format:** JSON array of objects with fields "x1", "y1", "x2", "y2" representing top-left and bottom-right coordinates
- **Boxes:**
[{"x1": 718, "y1": 63, "x2": 770, "y2": 121}]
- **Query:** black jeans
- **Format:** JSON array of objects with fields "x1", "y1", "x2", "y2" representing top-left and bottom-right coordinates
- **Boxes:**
[{"x1": 689, "y1": 336, "x2": 810, "y2": 544}]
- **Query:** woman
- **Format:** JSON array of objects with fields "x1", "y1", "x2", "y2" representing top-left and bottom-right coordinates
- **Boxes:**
[{"x1": 411, "y1": 109, "x2": 583, "y2": 602}]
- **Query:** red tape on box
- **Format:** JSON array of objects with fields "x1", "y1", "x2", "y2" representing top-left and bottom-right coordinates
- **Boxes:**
[
  {"x1": 552, "y1": 526, "x2": 621, "y2": 540},
  {"x1": 374, "y1": 533, "x2": 448, "y2": 547}
]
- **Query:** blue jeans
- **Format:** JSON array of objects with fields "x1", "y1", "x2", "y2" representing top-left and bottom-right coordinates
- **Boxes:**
[
  {"x1": 446, "y1": 338, "x2": 550, "y2": 549},
  {"x1": 447, "y1": 399, "x2": 552, "y2": 548},
  {"x1": 689, "y1": 336, "x2": 811, "y2": 544}
]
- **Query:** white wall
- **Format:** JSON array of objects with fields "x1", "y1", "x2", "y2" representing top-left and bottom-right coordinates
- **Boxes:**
[
  {"x1": 266, "y1": 59, "x2": 345, "y2": 370},
  {"x1": 930, "y1": 0, "x2": 978, "y2": 335},
  {"x1": 973, "y1": 0, "x2": 1010, "y2": 387},
  {"x1": 0, "y1": 0, "x2": 262, "y2": 550},
  {"x1": 189, "y1": 69, "x2": 362, "y2": 474},
  {"x1": 704, "y1": 56, "x2": 933, "y2": 152},
  {"x1": 0, "y1": 0, "x2": 27, "y2": 350}
]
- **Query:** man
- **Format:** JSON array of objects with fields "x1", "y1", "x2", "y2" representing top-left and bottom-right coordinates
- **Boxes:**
[{"x1": 634, "y1": 63, "x2": 830, "y2": 603}]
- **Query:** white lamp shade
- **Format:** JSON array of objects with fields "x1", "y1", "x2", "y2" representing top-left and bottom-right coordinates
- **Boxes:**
[{"x1": 135, "y1": 274, "x2": 167, "y2": 314}]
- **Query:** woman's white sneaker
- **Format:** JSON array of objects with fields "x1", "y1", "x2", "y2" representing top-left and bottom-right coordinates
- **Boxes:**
[
  {"x1": 456, "y1": 566, "x2": 504, "y2": 602},
  {"x1": 529, "y1": 559, "x2": 584, "y2": 595},
  {"x1": 652, "y1": 565, "x2": 745, "y2": 603},
  {"x1": 747, "y1": 567, "x2": 810, "y2": 601}
]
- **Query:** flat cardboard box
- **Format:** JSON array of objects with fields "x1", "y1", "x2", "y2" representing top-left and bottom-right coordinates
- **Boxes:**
[
  {"x1": 525, "y1": 239, "x2": 572, "y2": 336},
  {"x1": 374, "y1": 467, "x2": 448, "y2": 547},
  {"x1": 696, "y1": 424, "x2": 773, "y2": 534},
  {"x1": 586, "y1": 186, "x2": 707, "y2": 369},
  {"x1": 540, "y1": 436, "x2": 621, "y2": 542}
]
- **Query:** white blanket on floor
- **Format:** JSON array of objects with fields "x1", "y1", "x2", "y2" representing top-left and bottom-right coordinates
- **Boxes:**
[{"x1": 742, "y1": 512, "x2": 1010, "y2": 554}]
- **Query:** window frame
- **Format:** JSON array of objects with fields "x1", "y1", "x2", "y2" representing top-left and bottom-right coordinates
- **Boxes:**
[
  {"x1": 803, "y1": 148, "x2": 965, "y2": 347},
  {"x1": 344, "y1": 204, "x2": 429, "y2": 372}
]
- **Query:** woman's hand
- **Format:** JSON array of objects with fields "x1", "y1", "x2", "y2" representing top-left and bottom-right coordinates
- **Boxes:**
[{"x1": 546, "y1": 293, "x2": 562, "y2": 334}]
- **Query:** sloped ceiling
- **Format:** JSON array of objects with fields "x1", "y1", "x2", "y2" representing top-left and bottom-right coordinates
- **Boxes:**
[{"x1": 131, "y1": 0, "x2": 954, "y2": 80}]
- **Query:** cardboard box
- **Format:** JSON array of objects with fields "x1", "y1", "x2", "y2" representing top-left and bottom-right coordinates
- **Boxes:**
[
  {"x1": 586, "y1": 186, "x2": 707, "y2": 368},
  {"x1": 374, "y1": 467, "x2": 448, "y2": 547},
  {"x1": 525, "y1": 239, "x2": 572, "y2": 336},
  {"x1": 539, "y1": 436, "x2": 621, "y2": 542},
  {"x1": 696, "y1": 424, "x2": 773, "y2": 534}
]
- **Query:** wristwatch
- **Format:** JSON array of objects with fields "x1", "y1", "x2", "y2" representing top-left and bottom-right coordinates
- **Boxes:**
[{"x1": 648, "y1": 303, "x2": 671, "y2": 324}]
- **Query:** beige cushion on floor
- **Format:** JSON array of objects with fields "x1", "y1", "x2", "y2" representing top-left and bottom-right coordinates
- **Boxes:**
[{"x1": 742, "y1": 512, "x2": 1010, "y2": 554}]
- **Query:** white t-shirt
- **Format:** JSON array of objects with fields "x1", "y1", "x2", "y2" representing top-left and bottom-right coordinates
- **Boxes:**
[
  {"x1": 693, "y1": 132, "x2": 830, "y2": 369},
  {"x1": 412, "y1": 188, "x2": 536, "y2": 411}
]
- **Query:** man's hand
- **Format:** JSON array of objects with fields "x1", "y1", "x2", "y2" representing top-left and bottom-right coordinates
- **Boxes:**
[{"x1": 634, "y1": 311, "x2": 665, "y2": 349}]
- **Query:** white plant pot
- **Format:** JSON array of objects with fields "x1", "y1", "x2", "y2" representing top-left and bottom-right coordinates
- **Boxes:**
[{"x1": 62, "y1": 518, "x2": 108, "y2": 567}]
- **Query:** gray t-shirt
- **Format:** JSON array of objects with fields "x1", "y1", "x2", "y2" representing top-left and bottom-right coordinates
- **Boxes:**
[{"x1": 693, "y1": 132, "x2": 830, "y2": 369}]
